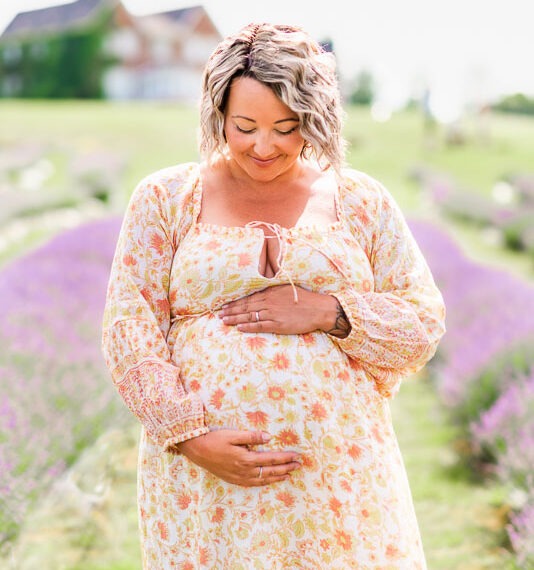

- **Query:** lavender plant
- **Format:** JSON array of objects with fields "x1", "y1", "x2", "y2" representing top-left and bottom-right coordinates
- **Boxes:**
[
  {"x1": 410, "y1": 219, "x2": 534, "y2": 566},
  {"x1": 471, "y1": 373, "x2": 534, "y2": 491},
  {"x1": 474, "y1": 373, "x2": 534, "y2": 570},
  {"x1": 508, "y1": 501, "x2": 534, "y2": 569},
  {"x1": 409, "y1": 220, "x2": 534, "y2": 424},
  {"x1": 0, "y1": 217, "x2": 126, "y2": 548}
]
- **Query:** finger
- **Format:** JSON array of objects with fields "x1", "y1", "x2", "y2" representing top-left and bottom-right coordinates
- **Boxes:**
[
  {"x1": 247, "y1": 451, "x2": 302, "y2": 467},
  {"x1": 249, "y1": 463, "x2": 301, "y2": 487},
  {"x1": 222, "y1": 313, "x2": 272, "y2": 327},
  {"x1": 246, "y1": 474, "x2": 289, "y2": 487},
  {"x1": 221, "y1": 291, "x2": 267, "y2": 315},
  {"x1": 220, "y1": 302, "x2": 261, "y2": 318},
  {"x1": 230, "y1": 430, "x2": 271, "y2": 447},
  {"x1": 256, "y1": 462, "x2": 301, "y2": 478}
]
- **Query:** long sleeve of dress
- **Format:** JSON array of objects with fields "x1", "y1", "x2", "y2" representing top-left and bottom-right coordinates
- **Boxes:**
[
  {"x1": 102, "y1": 165, "x2": 209, "y2": 449},
  {"x1": 332, "y1": 171, "x2": 446, "y2": 398}
]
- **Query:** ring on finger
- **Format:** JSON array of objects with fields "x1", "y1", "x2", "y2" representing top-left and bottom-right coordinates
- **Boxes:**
[
  {"x1": 255, "y1": 311, "x2": 260, "y2": 322},
  {"x1": 258, "y1": 466, "x2": 263, "y2": 478}
]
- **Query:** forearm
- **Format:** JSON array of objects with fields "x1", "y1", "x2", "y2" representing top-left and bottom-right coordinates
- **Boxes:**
[{"x1": 332, "y1": 288, "x2": 443, "y2": 370}]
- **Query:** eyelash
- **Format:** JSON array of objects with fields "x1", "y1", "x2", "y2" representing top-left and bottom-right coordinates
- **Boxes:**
[{"x1": 235, "y1": 125, "x2": 298, "y2": 136}]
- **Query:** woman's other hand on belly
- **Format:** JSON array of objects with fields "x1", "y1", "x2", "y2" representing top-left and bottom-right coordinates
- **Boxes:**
[{"x1": 172, "y1": 429, "x2": 302, "y2": 487}]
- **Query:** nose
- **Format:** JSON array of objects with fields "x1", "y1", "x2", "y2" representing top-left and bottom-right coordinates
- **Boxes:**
[{"x1": 253, "y1": 131, "x2": 275, "y2": 158}]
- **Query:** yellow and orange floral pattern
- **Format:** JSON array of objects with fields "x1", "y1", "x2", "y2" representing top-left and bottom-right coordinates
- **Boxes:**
[{"x1": 102, "y1": 162, "x2": 446, "y2": 569}]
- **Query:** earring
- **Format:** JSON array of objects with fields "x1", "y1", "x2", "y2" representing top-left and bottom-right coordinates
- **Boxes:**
[{"x1": 301, "y1": 141, "x2": 312, "y2": 158}]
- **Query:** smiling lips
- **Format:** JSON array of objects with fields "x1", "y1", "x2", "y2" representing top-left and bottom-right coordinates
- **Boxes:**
[{"x1": 249, "y1": 155, "x2": 279, "y2": 167}]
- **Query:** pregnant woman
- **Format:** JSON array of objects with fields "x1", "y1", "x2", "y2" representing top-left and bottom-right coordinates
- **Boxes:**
[{"x1": 102, "y1": 22, "x2": 446, "y2": 569}]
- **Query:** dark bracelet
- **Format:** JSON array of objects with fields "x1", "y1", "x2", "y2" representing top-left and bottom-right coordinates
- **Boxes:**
[{"x1": 326, "y1": 302, "x2": 351, "y2": 338}]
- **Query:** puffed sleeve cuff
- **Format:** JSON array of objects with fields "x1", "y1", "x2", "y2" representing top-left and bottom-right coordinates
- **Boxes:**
[
  {"x1": 328, "y1": 289, "x2": 433, "y2": 367},
  {"x1": 112, "y1": 356, "x2": 210, "y2": 451},
  {"x1": 328, "y1": 290, "x2": 367, "y2": 355},
  {"x1": 163, "y1": 424, "x2": 210, "y2": 453},
  {"x1": 156, "y1": 392, "x2": 210, "y2": 451}
]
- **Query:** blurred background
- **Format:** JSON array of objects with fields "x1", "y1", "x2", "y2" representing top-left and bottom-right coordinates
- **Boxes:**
[{"x1": 0, "y1": 1, "x2": 533, "y2": 568}]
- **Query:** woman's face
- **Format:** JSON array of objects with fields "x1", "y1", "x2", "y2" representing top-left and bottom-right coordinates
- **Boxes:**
[{"x1": 223, "y1": 76, "x2": 305, "y2": 183}]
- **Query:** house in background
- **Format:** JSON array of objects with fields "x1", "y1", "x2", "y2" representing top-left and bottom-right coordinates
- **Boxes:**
[{"x1": 0, "y1": 0, "x2": 222, "y2": 102}]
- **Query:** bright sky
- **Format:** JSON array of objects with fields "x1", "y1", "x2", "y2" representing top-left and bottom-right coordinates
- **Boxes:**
[{"x1": 1, "y1": 0, "x2": 533, "y2": 120}]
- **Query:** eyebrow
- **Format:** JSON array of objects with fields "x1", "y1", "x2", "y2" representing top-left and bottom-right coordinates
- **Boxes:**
[{"x1": 231, "y1": 115, "x2": 299, "y2": 124}]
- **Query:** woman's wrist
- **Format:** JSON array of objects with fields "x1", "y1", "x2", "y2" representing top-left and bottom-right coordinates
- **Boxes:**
[
  {"x1": 171, "y1": 433, "x2": 206, "y2": 458},
  {"x1": 321, "y1": 295, "x2": 351, "y2": 338}
]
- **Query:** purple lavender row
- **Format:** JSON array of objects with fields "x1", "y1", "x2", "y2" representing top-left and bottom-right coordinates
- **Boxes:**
[
  {"x1": 0, "y1": 217, "x2": 125, "y2": 546},
  {"x1": 409, "y1": 219, "x2": 534, "y2": 566}
]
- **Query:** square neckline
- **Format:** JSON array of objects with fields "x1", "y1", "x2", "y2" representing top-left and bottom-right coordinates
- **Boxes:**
[{"x1": 192, "y1": 165, "x2": 346, "y2": 234}]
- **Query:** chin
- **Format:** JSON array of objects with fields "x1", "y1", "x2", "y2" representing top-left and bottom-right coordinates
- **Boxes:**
[{"x1": 248, "y1": 169, "x2": 284, "y2": 183}]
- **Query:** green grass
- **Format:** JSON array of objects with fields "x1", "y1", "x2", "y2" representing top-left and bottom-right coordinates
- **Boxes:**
[
  {"x1": 0, "y1": 100, "x2": 199, "y2": 204},
  {"x1": 392, "y1": 376, "x2": 517, "y2": 569},
  {"x1": 344, "y1": 106, "x2": 534, "y2": 205}
]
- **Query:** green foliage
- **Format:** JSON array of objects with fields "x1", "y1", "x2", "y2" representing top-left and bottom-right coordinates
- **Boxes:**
[
  {"x1": 348, "y1": 70, "x2": 375, "y2": 105},
  {"x1": 0, "y1": 10, "x2": 116, "y2": 99},
  {"x1": 453, "y1": 341, "x2": 534, "y2": 430},
  {"x1": 500, "y1": 212, "x2": 534, "y2": 252},
  {"x1": 493, "y1": 93, "x2": 534, "y2": 116}
]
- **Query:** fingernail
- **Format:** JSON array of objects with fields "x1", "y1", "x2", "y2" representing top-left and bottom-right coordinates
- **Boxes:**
[{"x1": 262, "y1": 432, "x2": 272, "y2": 442}]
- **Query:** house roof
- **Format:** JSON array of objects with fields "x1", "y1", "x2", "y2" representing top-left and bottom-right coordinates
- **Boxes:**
[
  {"x1": 1, "y1": 0, "x2": 118, "y2": 40},
  {"x1": 1, "y1": 1, "x2": 213, "y2": 42}
]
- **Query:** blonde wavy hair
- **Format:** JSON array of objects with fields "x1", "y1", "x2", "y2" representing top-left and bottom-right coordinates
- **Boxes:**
[{"x1": 199, "y1": 23, "x2": 347, "y2": 173}]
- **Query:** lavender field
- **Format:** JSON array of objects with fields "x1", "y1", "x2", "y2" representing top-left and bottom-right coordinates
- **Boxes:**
[
  {"x1": 0, "y1": 218, "x2": 128, "y2": 550},
  {"x1": 411, "y1": 219, "x2": 534, "y2": 568},
  {"x1": 1, "y1": 101, "x2": 533, "y2": 568}
]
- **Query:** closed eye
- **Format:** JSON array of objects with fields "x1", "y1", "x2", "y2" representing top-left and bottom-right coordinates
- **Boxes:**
[
  {"x1": 235, "y1": 125, "x2": 255, "y2": 134},
  {"x1": 234, "y1": 125, "x2": 299, "y2": 135},
  {"x1": 276, "y1": 127, "x2": 299, "y2": 135}
]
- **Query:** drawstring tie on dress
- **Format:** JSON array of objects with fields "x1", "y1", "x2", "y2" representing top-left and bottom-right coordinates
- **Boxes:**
[{"x1": 171, "y1": 220, "x2": 353, "y2": 323}]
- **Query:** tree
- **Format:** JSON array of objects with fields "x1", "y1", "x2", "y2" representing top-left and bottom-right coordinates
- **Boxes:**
[
  {"x1": 0, "y1": 9, "x2": 115, "y2": 99},
  {"x1": 348, "y1": 70, "x2": 375, "y2": 106},
  {"x1": 493, "y1": 93, "x2": 534, "y2": 116}
]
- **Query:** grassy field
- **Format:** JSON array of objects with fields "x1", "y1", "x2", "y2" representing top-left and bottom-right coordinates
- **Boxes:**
[
  {"x1": 2, "y1": 99, "x2": 533, "y2": 275},
  {"x1": 1, "y1": 101, "x2": 533, "y2": 568},
  {"x1": 2, "y1": 100, "x2": 534, "y2": 204}
]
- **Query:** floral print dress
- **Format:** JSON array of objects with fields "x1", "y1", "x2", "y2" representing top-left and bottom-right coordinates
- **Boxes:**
[{"x1": 102, "y1": 162, "x2": 446, "y2": 569}]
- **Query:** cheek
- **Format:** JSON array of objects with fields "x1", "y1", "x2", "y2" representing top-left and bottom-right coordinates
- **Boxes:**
[
  {"x1": 286, "y1": 136, "x2": 306, "y2": 156},
  {"x1": 225, "y1": 130, "x2": 249, "y2": 150}
]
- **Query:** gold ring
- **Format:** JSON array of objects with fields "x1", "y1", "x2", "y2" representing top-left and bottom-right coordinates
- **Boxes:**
[
  {"x1": 255, "y1": 311, "x2": 260, "y2": 322},
  {"x1": 258, "y1": 466, "x2": 263, "y2": 478}
]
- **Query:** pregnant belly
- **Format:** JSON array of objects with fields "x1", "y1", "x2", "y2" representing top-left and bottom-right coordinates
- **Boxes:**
[{"x1": 171, "y1": 314, "x2": 378, "y2": 454}]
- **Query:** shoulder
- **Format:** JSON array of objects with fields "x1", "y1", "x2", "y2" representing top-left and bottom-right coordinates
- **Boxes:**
[
  {"x1": 134, "y1": 162, "x2": 200, "y2": 204},
  {"x1": 338, "y1": 167, "x2": 389, "y2": 201},
  {"x1": 337, "y1": 168, "x2": 411, "y2": 257},
  {"x1": 337, "y1": 167, "x2": 390, "y2": 225},
  {"x1": 338, "y1": 167, "x2": 405, "y2": 219},
  {"x1": 126, "y1": 163, "x2": 200, "y2": 243}
]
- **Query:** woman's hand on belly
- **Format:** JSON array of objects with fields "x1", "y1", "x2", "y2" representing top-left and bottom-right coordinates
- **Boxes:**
[
  {"x1": 173, "y1": 429, "x2": 302, "y2": 487},
  {"x1": 219, "y1": 284, "x2": 349, "y2": 337}
]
